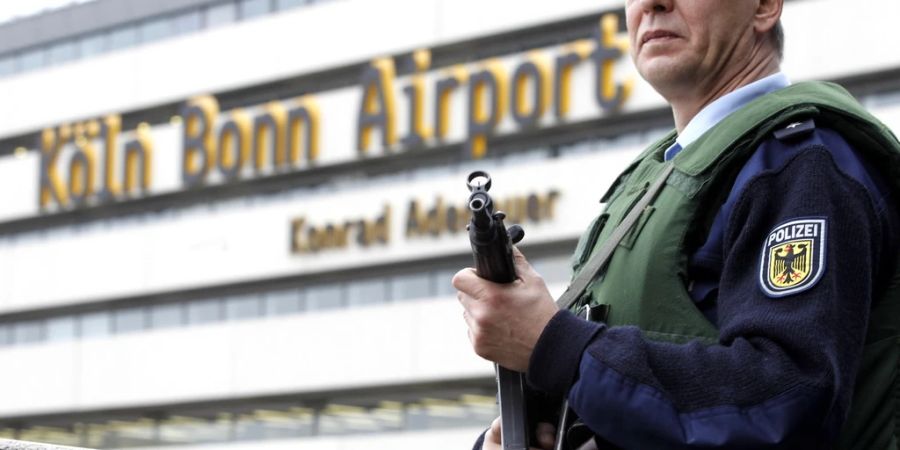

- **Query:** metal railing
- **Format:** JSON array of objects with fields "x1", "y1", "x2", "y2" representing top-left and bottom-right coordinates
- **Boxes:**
[{"x1": 0, "y1": 440, "x2": 93, "y2": 450}]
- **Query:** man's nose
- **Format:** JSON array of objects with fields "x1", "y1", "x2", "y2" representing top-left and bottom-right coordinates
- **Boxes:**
[{"x1": 639, "y1": 0, "x2": 673, "y2": 13}]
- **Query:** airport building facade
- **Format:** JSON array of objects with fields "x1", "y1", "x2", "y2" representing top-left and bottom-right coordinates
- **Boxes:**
[{"x1": 0, "y1": 0, "x2": 898, "y2": 448}]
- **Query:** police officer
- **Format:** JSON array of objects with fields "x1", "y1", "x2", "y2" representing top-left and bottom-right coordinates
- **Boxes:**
[{"x1": 454, "y1": 0, "x2": 900, "y2": 448}]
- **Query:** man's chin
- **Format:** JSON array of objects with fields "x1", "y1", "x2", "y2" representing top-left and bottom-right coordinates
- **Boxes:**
[{"x1": 638, "y1": 60, "x2": 692, "y2": 92}]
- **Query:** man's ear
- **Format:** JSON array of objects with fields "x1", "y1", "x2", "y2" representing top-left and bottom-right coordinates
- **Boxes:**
[{"x1": 754, "y1": 0, "x2": 783, "y2": 34}]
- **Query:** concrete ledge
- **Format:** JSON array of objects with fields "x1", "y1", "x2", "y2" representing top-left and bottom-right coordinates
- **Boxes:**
[{"x1": 0, "y1": 440, "x2": 93, "y2": 450}]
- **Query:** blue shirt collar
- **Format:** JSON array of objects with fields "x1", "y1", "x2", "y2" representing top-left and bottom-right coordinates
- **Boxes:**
[{"x1": 665, "y1": 72, "x2": 791, "y2": 161}]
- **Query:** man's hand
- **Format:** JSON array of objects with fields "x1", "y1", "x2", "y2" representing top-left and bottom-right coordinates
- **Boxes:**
[
  {"x1": 482, "y1": 416, "x2": 556, "y2": 450},
  {"x1": 453, "y1": 247, "x2": 559, "y2": 372}
]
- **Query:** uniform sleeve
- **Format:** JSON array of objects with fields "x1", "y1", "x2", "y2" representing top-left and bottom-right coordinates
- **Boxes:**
[
  {"x1": 526, "y1": 136, "x2": 896, "y2": 449},
  {"x1": 472, "y1": 430, "x2": 485, "y2": 450}
]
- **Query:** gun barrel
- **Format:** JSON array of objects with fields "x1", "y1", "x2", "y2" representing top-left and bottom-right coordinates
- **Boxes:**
[
  {"x1": 468, "y1": 192, "x2": 493, "y2": 230},
  {"x1": 468, "y1": 195, "x2": 486, "y2": 212},
  {"x1": 464, "y1": 171, "x2": 529, "y2": 450}
]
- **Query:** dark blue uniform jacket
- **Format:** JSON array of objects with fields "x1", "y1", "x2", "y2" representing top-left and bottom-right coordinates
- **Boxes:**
[{"x1": 477, "y1": 124, "x2": 900, "y2": 449}]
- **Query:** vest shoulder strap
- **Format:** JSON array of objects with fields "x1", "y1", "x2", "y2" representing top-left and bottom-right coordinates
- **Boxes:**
[
  {"x1": 558, "y1": 163, "x2": 676, "y2": 311},
  {"x1": 673, "y1": 81, "x2": 900, "y2": 183}
]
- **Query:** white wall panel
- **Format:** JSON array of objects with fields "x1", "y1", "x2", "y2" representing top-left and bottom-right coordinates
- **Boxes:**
[
  {"x1": 0, "y1": 342, "x2": 80, "y2": 414},
  {"x1": 79, "y1": 324, "x2": 236, "y2": 409},
  {"x1": 0, "y1": 153, "x2": 38, "y2": 220},
  {"x1": 409, "y1": 286, "x2": 575, "y2": 380},
  {"x1": 435, "y1": 0, "x2": 610, "y2": 45},
  {"x1": 782, "y1": 0, "x2": 900, "y2": 81},
  {"x1": 0, "y1": 297, "x2": 494, "y2": 417}
]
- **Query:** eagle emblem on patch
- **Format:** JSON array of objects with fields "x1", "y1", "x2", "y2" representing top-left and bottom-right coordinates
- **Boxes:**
[{"x1": 759, "y1": 218, "x2": 827, "y2": 298}]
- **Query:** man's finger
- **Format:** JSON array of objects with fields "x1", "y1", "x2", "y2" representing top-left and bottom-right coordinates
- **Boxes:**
[
  {"x1": 484, "y1": 417, "x2": 557, "y2": 450},
  {"x1": 451, "y1": 268, "x2": 479, "y2": 292},
  {"x1": 486, "y1": 416, "x2": 502, "y2": 444},
  {"x1": 511, "y1": 246, "x2": 538, "y2": 278},
  {"x1": 511, "y1": 245, "x2": 527, "y2": 266},
  {"x1": 535, "y1": 422, "x2": 557, "y2": 450},
  {"x1": 462, "y1": 309, "x2": 478, "y2": 342},
  {"x1": 457, "y1": 291, "x2": 479, "y2": 319}
]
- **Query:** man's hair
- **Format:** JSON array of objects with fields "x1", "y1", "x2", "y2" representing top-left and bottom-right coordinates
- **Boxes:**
[{"x1": 772, "y1": 19, "x2": 785, "y2": 61}]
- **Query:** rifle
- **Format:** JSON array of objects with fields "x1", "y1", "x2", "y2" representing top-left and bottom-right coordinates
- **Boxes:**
[{"x1": 465, "y1": 171, "x2": 528, "y2": 450}]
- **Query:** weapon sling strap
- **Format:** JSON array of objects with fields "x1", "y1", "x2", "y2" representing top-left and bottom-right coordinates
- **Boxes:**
[{"x1": 556, "y1": 163, "x2": 676, "y2": 311}]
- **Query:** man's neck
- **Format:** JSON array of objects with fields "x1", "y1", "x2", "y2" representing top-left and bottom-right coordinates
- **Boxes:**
[{"x1": 670, "y1": 53, "x2": 781, "y2": 133}]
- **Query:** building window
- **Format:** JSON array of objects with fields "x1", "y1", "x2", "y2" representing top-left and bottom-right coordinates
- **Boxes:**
[
  {"x1": 276, "y1": 0, "x2": 312, "y2": 10},
  {"x1": 159, "y1": 414, "x2": 232, "y2": 445},
  {"x1": 234, "y1": 407, "x2": 315, "y2": 440},
  {"x1": 18, "y1": 425, "x2": 82, "y2": 448},
  {"x1": 188, "y1": 299, "x2": 223, "y2": 325},
  {"x1": 346, "y1": 279, "x2": 387, "y2": 307},
  {"x1": 306, "y1": 285, "x2": 343, "y2": 311},
  {"x1": 81, "y1": 311, "x2": 112, "y2": 338},
  {"x1": 865, "y1": 90, "x2": 900, "y2": 109},
  {"x1": 225, "y1": 294, "x2": 263, "y2": 320},
  {"x1": 433, "y1": 269, "x2": 458, "y2": 297},
  {"x1": 0, "y1": 391, "x2": 498, "y2": 447},
  {"x1": 0, "y1": 56, "x2": 14, "y2": 76},
  {"x1": 405, "y1": 398, "x2": 494, "y2": 430},
  {"x1": 172, "y1": 9, "x2": 203, "y2": 35},
  {"x1": 206, "y1": 2, "x2": 238, "y2": 28},
  {"x1": 140, "y1": 17, "x2": 173, "y2": 44},
  {"x1": 46, "y1": 316, "x2": 78, "y2": 342},
  {"x1": 264, "y1": 289, "x2": 304, "y2": 315},
  {"x1": 79, "y1": 33, "x2": 108, "y2": 57},
  {"x1": 150, "y1": 303, "x2": 185, "y2": 329},
  {"x1": 114, "y1": 307, "x2": 147, "y2": 334},
  {"x1": 47, "y1": 41, "x2": 78, "y2": 65},
  {"x1": 18, "y1": 48, "x2": 46, "y2": 72},
  {"x1": 319, "y1": 404, "x2": 386, "y2": 436},
  {"x1": 391, "y1": 273, "x2": 431, "y2": 301},
  {"x1": 239, "y1": 0, "x2": 272, "y2": 19},
  {"x1": 13, "y1": 320, "x2": 44, "y2": 345},
  {"x1": 0, "y1": 324, "x2": 11, "y2": 346},
  {"x1": 109, "y1": 25, "x2": 139, "y2": 50},
  {"x1": 102, "y1": 419, "x2": 157, "y2": 448}
]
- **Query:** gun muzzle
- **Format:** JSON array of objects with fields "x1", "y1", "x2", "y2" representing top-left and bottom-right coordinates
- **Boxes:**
[{"x1": 468, "y1": 192, "x2": 493, "y2": 229}]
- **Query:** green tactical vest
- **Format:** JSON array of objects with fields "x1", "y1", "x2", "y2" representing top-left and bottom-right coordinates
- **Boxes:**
[{"x1": 569, "y1": 81, "x2": 900, "y2": 449}]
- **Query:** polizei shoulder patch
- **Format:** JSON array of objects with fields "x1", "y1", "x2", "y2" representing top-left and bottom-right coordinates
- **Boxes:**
[{"x1": 759, "y1": 218, "x2": 827, "y2": 298}]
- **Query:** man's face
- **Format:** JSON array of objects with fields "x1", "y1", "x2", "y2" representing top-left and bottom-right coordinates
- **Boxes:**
[{"x1": 625, "y1": 0, "x2": 759, "y2": 93}]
